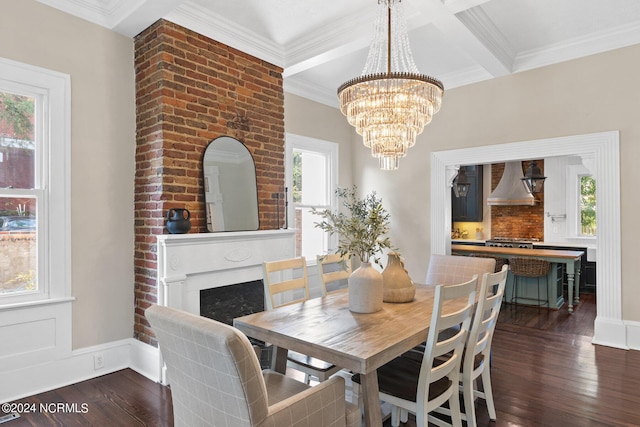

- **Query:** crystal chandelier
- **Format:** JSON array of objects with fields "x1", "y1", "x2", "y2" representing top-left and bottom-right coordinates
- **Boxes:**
[{"x1": 337, "y1": 0, "x2": 444, "y2": 171}]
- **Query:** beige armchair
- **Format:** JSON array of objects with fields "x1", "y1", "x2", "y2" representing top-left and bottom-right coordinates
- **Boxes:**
[
  {"x1": 146, "y1": 305, "x2": 360, "y2": 427},
  {"x1": 425, "y1": 254, "x2": 495, "y2": 287}
]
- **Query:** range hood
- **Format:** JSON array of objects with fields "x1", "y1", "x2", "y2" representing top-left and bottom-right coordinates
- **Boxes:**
[{"x1": 487, "y1": 161, "x2": 536, "y2": 206}]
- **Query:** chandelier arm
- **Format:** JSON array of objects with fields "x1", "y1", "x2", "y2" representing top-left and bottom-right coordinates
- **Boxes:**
[{"x1": 387, "y1": 2, "x2": 391, "y2": 75}]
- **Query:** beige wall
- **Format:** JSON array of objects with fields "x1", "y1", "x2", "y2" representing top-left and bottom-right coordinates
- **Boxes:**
[
  {"x1": 284, "y1": 93, "x2": 355, "y2": 189},
  {"x1": 1, "y1": 0, "x2": 136, "y2": 348},
  {"x1": 351, "y1": 44, "x2": 639, "y2": 322}
]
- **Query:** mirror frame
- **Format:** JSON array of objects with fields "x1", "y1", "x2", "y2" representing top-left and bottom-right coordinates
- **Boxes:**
[{"x1": 202, "y1": 136, "x2": 259, "y2": 232}]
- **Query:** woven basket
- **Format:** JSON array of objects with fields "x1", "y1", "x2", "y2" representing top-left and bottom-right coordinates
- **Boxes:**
[{"x1": 509, "y1": 257, "x2": 550, "y2": 277}]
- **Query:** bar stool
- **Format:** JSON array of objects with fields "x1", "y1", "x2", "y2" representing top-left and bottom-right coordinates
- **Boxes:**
[{"x1": 509, "y1": 257, "x2": 550, "y2": 308}]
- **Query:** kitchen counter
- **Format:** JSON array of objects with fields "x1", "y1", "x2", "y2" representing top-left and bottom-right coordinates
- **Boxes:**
[{"x1": 451, "y1": 244, "x2": 584, "y2": 312}]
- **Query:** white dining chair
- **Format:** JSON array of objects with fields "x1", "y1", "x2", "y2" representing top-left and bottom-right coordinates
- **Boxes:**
[
  {"x1": 354, "y1": 276, "x2": 478, "y2": 427},
  {"x1": 406, "y1": 265, "x2": 509, "y2": 426},
  {"x1": 263, "y1": 257, "x2": 341, "y2": 383},
  {"x1": 317, "y1": 253, "x2": 352, "y2": 295}
]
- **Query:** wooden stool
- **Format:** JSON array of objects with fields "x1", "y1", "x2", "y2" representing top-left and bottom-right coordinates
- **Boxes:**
[{"x1": 509, "y1": 257, "x2": 550, "y2": 308}]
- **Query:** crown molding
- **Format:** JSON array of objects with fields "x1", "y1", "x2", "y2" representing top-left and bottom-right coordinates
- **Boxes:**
[
  {"x1": 162, "y1": 3, "x2": 286, "y2": 67},
  {"x1": 514, "y1": 20, "x2": 640, "y2": 72}
]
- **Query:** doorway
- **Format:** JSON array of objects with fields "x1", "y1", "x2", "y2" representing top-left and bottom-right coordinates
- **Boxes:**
[{"x1": 430, "y1": 131, "x2": 625, "y2": 349}]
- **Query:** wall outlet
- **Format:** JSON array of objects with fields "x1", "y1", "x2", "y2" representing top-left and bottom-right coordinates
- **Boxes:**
[{"x1": 94, "y1": 353, "x2": 105, "y2": 370}]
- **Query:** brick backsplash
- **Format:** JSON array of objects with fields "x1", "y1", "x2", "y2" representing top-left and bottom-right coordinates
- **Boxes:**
[
  {"x1": 133, "y1": 20, "x2": 285, "y2": 346},
  {"x1": 490, "y1": 162, "x2": 544, "y2": 240}
]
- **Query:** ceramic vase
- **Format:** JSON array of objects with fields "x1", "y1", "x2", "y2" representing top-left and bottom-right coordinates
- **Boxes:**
[
  {"x1": 382, "y1": 252, "x2": 416, "y2": 303},
  {"x1": 166, "y1": 208, "x2": 191, "y2": 234},
  {"x1": 348, "y1": 261, "x2": 383, "y2": 313}
]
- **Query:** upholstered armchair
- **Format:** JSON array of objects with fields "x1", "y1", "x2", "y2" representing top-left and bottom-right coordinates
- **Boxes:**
[
  {"x1": 146, "y1": 305, "x2": 360, "y2": 427},
  {"x1": 425, "y1": 254, "x2": 495, "y2": 287}
]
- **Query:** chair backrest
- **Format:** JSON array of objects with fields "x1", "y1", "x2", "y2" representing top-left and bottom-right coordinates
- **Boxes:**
[
  {"x1": 317, "y1": 253, "x2": 352, "y2": 296},
  {"x1": 263, "y1": 257, "x2": 310, "y2": 310},
  {"x1": 425, "y1": 254, "x2": 495, "y2": 287},
  {"x1": 416, "y1": 276, "x2": 477, "y2": 417},
  {"x1": 145, "y1": 304, "x2": 269, "y2": 427},
  {"x1": 463, "y1": 264, "x2": 509, "y2": 376}
]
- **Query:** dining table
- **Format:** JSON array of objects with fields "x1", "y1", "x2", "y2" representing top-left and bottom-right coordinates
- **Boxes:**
[{"x1": 233, "y1": 283, "x2": 467, "y2": 427}]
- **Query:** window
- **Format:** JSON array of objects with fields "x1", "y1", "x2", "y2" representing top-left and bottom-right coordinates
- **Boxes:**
[
  {"x1": 0, "y1": 91, "x2": 38, "y2": 299},
  {"x1": 286, "y1": 135, "x2": 338, "y2": 262},
  {"x1": 566, "y1": 163, "x2": 596, "y2": 239},
  {"x1": 0, "y1": 58, "x2": 70, "y2": 306},
  {"x1": 580, "y1": 175, "x2": 596, "y2": 236}
]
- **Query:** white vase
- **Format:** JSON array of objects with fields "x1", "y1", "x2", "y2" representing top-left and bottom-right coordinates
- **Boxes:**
[{"x1": 348, "y1": 262, "x2": 383, "y2": 313}]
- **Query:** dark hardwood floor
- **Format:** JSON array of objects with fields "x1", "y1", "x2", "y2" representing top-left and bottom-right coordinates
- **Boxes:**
[{"x1": 7, "y1": 292, "x2": 640, "y2": 427}]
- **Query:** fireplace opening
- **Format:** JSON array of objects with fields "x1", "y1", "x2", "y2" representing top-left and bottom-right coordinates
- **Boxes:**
[{"x1": 200, "y1": 279, "x2": 271, "y2": 368}]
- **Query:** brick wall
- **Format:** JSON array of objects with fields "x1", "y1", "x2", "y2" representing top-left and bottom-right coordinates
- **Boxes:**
[
  {"x1": 134, "y1": 20, "x2": 285, "y2": 346},
  {"x1": 490, "y1": 161, "x2": 544, "y2": 240}
]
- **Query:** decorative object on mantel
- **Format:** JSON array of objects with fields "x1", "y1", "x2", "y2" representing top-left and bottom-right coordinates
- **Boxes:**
[
  {"x1": 313, "y1": 186, "x2": 393, "y2": 313},
  {"x1": 166, "y1": 208, "x2": 191, "y2": 234},
  {"x1": 337, "y1": 0, "x2": 444, "y2": 171},
  {"x1": 381, "y1": 251, "x2": 415, "y2": 303}
]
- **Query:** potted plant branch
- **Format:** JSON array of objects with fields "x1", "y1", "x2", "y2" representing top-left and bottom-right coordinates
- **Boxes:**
[{"x1": 313, "y1": 186, "x2": 393, "y2": 312}]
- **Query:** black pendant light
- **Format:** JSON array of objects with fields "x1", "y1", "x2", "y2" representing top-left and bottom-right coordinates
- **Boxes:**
[
  {"x1": 521, "y1": 160, "x2": 547, "y2": 194},
  {"x1": 453, "y1": 167, "x2": 471, "y2": 198}
]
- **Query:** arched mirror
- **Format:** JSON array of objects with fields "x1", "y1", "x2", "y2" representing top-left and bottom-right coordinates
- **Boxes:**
[{"x1": 203, "y1": 136, "x2": 259, "y2": 232}]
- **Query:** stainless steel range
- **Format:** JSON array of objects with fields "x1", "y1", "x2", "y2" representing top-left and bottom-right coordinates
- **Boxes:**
[{"x1": 485, "y1": 237, "x2": 539, "y2": 249}]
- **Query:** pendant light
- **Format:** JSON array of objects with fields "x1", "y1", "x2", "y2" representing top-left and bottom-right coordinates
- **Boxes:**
[
  {"x1": 453, "y1": 166, "x2": 471, "y2": 197},
  {"x1": 521, "y1": 160, "x2": 547, "y2": 194}
]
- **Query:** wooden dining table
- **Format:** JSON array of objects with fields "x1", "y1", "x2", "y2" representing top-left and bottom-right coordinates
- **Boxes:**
[{"x1": 233, "y1": 284, "x2": 463, "y2": 427}]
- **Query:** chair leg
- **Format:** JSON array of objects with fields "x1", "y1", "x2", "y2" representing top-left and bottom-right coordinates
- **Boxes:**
[
  {"x1": 462, "y1": 375, "x2": 477, "y2": 427},
  {"x1": 448, "y1": 388, "x2": 464, "y2": 427},
  {"x1": 390, "y1": 405, "x2": 400, "y2": 427},
  {"x1": 480, "y1": 367, "x2": 497, "y2": 421},
  {"x1": 400, "y1": 408, "x2": 409, "y2": 423}
]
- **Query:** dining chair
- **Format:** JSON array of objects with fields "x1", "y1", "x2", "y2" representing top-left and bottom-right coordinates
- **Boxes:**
[
  {"x1": 317, "y1": 253, "x2": 352, "y2": 295},
  {"x1": 425, "y1": 254, "x2": 495, "y2": 288},
  {"x1": 146, "y1": 304, "x2": 360, "y2": 427},
  {"x1": 263, "y1": 257, "x2": 341, "y2": 383},
  {"x1": 354, "y1": 276, "x2": 478, "y2": 427},
  {"x1": 425, "y1": 264, "x2": 509, "y2": 427}
]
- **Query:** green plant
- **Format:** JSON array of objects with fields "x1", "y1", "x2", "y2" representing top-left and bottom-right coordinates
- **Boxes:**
[{"x1": 313, "y1": 186, "x2": 393, "y2": 265}]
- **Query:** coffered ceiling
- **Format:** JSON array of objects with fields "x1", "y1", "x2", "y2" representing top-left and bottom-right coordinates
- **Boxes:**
[{"x1": 37, "y1": 0, "x2": 640, "y2": 107}]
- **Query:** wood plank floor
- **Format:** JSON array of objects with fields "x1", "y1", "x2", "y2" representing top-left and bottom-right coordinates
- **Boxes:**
[{"x1": 7, "y1": 293, "x2": 640, "y2": 427}]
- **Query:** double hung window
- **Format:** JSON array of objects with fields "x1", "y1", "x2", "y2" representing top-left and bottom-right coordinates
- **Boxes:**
[
  {"x1": 0, "y1": 58, "x2": 69, "y2": 306},
  {"x1": 286, "y1": 135, "x2": 338, "y2": 262}
]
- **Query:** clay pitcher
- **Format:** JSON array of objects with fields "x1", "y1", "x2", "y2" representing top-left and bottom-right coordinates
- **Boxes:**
[{"x1": 382, "y1": 251, "x2": 416, "y2": 303}]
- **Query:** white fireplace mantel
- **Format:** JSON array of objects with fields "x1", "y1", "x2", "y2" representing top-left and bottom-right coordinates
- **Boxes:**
[{"x1": 156, "y1": 229, "x2": 295, "y2": 315}]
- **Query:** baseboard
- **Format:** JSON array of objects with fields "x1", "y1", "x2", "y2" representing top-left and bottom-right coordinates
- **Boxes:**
[
  {"x1": 625, "y1": 320, "x2": 640, "y2": 351},
  {"x1": 592, "y1": 316, "x2": 629, "y2": 349},
  {"x1": 1, "y1": 338, "x2": 160, "y2": 403}
]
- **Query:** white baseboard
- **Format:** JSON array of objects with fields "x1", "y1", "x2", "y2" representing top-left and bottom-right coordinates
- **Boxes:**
[
  {"x1": 625, "y1": 320, "x2": 640, "y2": 351},
  {"x1": 1, "y1": 338, "x2": 160, "y2": 403},
  {"x1": 592, "y1": 316, "x2": 629, "y2": 349}
]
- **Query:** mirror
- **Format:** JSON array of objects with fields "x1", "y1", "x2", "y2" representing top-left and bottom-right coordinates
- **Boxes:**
[{"x1": 203, "y1": 136, "x2": 259, "y2": 232}]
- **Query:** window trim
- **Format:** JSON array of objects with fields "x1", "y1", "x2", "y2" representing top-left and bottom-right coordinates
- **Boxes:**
[
  {"x1": 285, "y1": 134, "x2": 339, "y2": 265},
  {"x1": 0, "y1": 57, "x2": 71, "y2": 307}
]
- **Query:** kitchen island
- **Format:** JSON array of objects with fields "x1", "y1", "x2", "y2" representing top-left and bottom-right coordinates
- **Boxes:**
[{"x1": 451, "y1": 244, "x2": 584, "y2": 312}]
